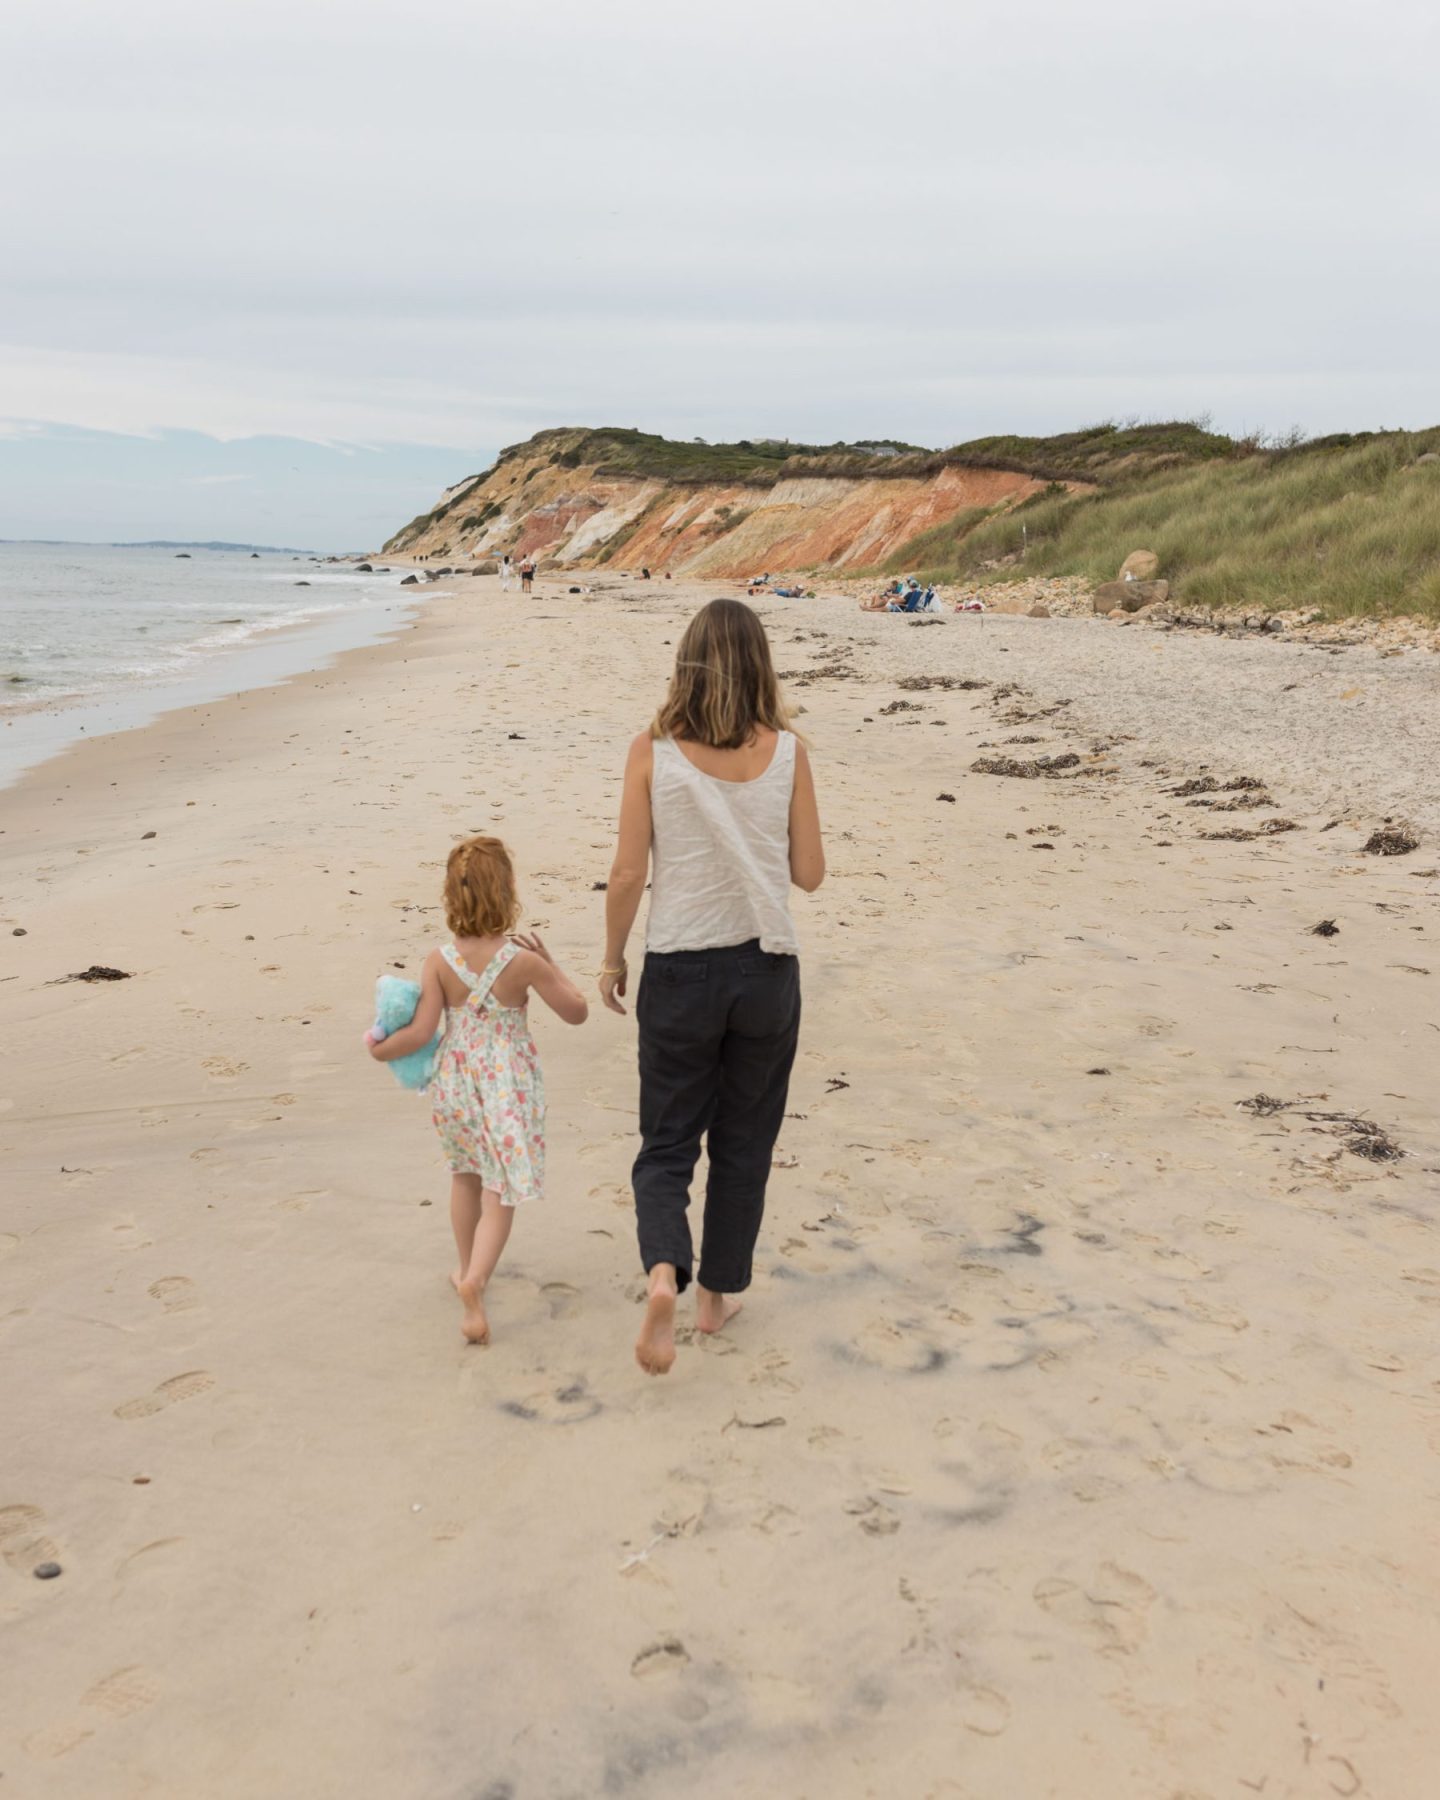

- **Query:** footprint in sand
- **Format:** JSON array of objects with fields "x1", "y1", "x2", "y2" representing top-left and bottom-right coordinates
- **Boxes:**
[
  {"x1": 840, "y1": 1319, "x2": 947, "y2": 1375},
  {"x1": 114, "y1": 1371, "x2": 215, "y2": 1421},
  {"x1": 0, "y1": 1502, "x2": 61, "y2": 1573},
  {"x1": 540, "y1": 1281, "x2": 581, "y2": 1319},
  {"x1": 749, "y1": 1347, "x2": 800, "y2": 1393},
  {"x1": 631, "y1": 1638, "x2": 690, "y2": 1678},
  {"x1": 590, "y1": 1182, "x2": 632, "y2": 1210},
  {"x1": 1033, "y1": 1562, "x2": 1155, "y2": 1656},
  {"x1": 22, "y1": 1666, "x2": 161, "y2": 1762},
  {"x1": 499, "y1": 1380, "x2": 601, "y2": 1425},
  {"x1": 113, "y1": 1537, "x2": 186, "y2": 1584},
  {"x1": 201, "y1": 1057, "x2": 248, "y2": 1079},
  {"x1": 83, "y1": 1666, "x2": 163, "y2": 1720},
  {"x1": 956, "y1": 1680, "x2": 1011, "y2": 1737},
  {"x1": 845, "y1": 1495, "x2": 901, "y2": 1536},
  {"x1": 147, "y1": 1276, "x2": 200, "y2": 1313}
]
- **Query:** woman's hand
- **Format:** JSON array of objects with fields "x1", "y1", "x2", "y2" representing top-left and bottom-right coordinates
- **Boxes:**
[
  {"x1": 511, "y1": 931, "x2": 554, "y2": 964},
  {"x1": 599, "y1": 962, "x2": 629, "y2": 1015}
]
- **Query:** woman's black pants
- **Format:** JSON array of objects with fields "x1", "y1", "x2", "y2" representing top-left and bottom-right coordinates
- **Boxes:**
[{"x1": 633, "y1": 941, "x2": 801, "y2": 1294}]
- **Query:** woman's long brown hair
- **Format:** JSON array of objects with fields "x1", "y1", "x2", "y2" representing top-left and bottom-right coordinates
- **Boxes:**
[{"x1": 651, "y1": 598, "x2": 790, "y2": 749}]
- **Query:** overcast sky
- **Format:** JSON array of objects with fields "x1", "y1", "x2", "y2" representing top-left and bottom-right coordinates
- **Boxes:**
[{"x1": 3, "y1": 0, "x2": 1436, "y2": 547}]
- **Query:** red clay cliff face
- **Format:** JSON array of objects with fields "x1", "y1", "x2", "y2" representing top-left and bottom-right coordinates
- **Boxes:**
[{"x1": 388, "y1": 451, "x2": 1075, "y2": 575}]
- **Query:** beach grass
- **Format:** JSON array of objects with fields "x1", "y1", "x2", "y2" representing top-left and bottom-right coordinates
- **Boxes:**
[{"x1": 899, "y1": 429, "x2": 1440, "y2": 618}]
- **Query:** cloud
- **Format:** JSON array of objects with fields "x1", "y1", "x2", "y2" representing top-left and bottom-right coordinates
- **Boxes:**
[{"x1": 0, "y1": 0, "x2": 1436, "y2": 539}]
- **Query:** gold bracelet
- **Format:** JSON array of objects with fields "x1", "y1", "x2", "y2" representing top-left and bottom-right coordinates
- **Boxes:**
[{"x1": 598, "y1": 962, "x2": 628, "y2": 978}]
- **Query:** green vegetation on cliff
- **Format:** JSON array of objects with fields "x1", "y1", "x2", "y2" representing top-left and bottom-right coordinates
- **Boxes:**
[
  {"x1": 497, "y1": 420, "x2": 1240, "y2": 489},
  {"x1": 903, "y1": 428, "x2": 1440, "y2": 618}
]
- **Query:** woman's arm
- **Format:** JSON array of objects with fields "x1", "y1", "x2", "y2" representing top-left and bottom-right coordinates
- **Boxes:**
[
  {"x1": 601, "y1": 732, "x2": 655, "y2": 1015},
  {"x1": 369, "y1": 952, "x2": 446, "y2": 1060},
  {"x1": 789, "y1": 741, "x2": 826, "y2": 892}
]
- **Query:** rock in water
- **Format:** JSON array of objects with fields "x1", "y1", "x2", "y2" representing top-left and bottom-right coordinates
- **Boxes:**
[
  {"x1": 400, "y1": 574, "x2": 419, "y2": 585},
  {"x1": 1119, "y1": 549, "x2": 1160, "y2": 581},
  {"x1": 1093, "y1": 579, "x2": 1169, "y2": 614}
]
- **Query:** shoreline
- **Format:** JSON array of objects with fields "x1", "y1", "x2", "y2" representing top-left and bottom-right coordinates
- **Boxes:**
[
  {"x1": 4, "y1": 574, "x2": 1438, "y2": 1796},
  {"x1": 0, "y1": 574, "x2": 429, "y2": 791}
]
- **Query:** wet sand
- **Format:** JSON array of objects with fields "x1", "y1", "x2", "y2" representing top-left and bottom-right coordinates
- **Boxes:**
[{"x1": 3, "y1": 577, "x2": 1438, "y2": 1797}]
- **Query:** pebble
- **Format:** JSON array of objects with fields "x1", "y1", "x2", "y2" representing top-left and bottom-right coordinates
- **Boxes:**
[
  {"x1": 12, "y1": 927, "x2": 25, "y2": 936},
  {"x1": 34, "y1": 1562, "x2": 62, "y2": 1580}
]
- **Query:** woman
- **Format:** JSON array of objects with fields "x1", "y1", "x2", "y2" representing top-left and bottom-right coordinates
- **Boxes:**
[{"x1": 601, "y1": 598, "x2": 825, "y2": 1375}]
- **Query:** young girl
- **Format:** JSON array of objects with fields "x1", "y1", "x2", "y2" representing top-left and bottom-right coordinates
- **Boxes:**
[{"x1": 368, "y1": 835, "x2": 588, "y2": 1344}]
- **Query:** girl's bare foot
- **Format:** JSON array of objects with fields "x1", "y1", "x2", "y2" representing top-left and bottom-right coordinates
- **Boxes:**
[
  {"x1": 695, "y1": 1285, "x2": 743, "y2": 1335},
  {"x1": 635, "y1": 1271, "x2": 677, "y2": 1375},
  {"x1": 457, "y1": 1277, "x2": 490, "y2": 1345}
]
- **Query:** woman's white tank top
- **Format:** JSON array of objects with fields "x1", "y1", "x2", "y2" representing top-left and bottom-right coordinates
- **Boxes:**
[{"x1": 646, "y1": 732, "x2": 799, "y2": 956}]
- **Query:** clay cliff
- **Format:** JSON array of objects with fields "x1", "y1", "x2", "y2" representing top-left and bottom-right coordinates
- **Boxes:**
[{"x1": 382, "y1": 426, "x2": 1117, "y2": 575}]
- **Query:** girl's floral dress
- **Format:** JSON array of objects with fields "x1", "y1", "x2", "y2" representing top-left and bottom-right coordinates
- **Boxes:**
[{"x1": 429, "y1": 942, "x2": 545, "y2": 1204}]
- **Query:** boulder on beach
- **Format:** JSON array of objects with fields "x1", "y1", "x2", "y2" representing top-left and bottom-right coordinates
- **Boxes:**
[
  {"x1": 472, "y1": 561, "x2": 497, "y2": 575},
  {"x1": 1118, "y1": 549, "x2": 1160, "y2": 581},
  {"x1": 1028, "y1": 603, "x2": 1051, "y2": 619},
  {"x1": 355, "y1": 562, "x2": 373, "y2": 573},
  {"x1": 400, "y1": 574, "x2": 419, "y2": 585},
  {"x1": 1093, "y1": 578, "x2": 1169, "y2": 614}
]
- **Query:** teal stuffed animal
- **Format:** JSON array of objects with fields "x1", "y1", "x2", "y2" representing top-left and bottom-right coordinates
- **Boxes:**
[{"x1": 366, "y1": 974, "x2": 443, "y2": 1091}]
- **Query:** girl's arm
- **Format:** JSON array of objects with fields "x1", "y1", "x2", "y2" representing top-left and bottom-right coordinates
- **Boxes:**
[
  {"x1": 509, "y1": 935, "x2": 588, "y2": 1025},
  {"x1": 369, "y1": 951, "x2": 446, "y2": 1061},
  {"x1": 600, "y1": 732, "x2": 654, "y2": 1015},
  {"x1": 789, "y1": 741, "x2": 826, "y2": 892}
]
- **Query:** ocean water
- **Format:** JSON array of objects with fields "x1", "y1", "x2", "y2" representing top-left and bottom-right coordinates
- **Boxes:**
[{"x1": 0, "y1": 542, "x2": 417, "y2": 786}]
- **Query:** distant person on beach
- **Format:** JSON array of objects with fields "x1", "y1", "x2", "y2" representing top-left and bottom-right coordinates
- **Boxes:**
[
  {"x1": 860, "y1": 578, "x2": 905, "y2": 612},
  {"x1": 500, "y1": 555, "x2": 514, "y2": 591},
  {"x1": 599, "y1": 598, "x2": 826, "y2": 1375},
  {"x1": 365, "y1": 836, "x2": 587, "y2": 1344},
  {"x1": 519, "y1": 556, "x2": 536, "y2": 594}
]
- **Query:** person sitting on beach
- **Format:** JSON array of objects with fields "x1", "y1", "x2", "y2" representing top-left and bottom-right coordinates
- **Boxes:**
[
  {"x1": 599, "y1": 598, "x2": 826, "y2": 1376},
  {"x1": 889, "y1": 583, "x2": 934, "y2": 613},
  {"x1": 366, "y1": 835, "x2": 588, "y2": 1344},
  {"x1": 859, "y1": 579, "x2": 903, "y2": 612}
]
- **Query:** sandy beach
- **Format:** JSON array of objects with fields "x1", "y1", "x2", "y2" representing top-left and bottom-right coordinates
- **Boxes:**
[{"x1": 4, "y1": 574, "x2": 1438, "y2": 1798}]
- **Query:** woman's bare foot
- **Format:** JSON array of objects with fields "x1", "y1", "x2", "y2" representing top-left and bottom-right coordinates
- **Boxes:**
[
  {"x1": 695, "y1": 1285, "x2": 743, "y2": 1335},
  {"x1": 635, "y1": 1271, "x2": 677, "y2": 1375},
  {"x1": 457, "y1": 1277, "x2": 490, "y2": 1345}
]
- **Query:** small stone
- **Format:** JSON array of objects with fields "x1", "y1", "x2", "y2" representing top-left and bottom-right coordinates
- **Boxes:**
[
  {"x1": 142, "y1": 830, "x2": 157, "y2": 839},
  {"x1": 34, "y1": 1562, "x2": 62, "y2": 1580},
  {"x1": 12, "y1": 927, "x2": 26, "y2": 936}
]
